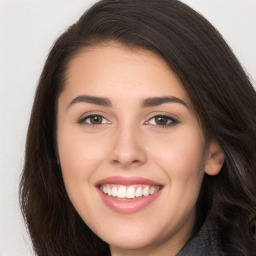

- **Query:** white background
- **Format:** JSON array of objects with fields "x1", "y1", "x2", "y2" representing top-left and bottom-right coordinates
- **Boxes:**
[{"x1": 0, "y1": 0, "x2": 255, "y2": 255}]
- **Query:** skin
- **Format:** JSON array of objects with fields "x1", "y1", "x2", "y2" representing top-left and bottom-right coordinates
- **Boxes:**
[{"x1": 57, "y1": 42, "x2": 224, "y2": 256}]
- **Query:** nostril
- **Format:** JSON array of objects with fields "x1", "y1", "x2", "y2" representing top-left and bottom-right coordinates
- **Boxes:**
[{"x1": 112, "y1": 159, "x2": 141, "y2": 165}]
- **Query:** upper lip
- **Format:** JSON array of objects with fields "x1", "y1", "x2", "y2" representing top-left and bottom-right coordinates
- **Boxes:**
[{"x1": 95, "y1": 176, "x2": 162, "y2": 187}]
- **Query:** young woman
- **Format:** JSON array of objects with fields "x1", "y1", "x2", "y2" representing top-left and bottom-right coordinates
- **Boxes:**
[{"x1": 20, "y1": 0, "x2": 256, "y2": 255}]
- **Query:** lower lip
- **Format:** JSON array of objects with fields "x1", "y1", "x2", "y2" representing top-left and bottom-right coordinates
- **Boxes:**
[{"x1": 97, "y1": 188, "x2": 162, "y2": 214}]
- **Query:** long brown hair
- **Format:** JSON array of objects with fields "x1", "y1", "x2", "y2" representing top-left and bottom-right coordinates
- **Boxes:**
[{"x1": 20, "y1": 0, "x2": 256, "y2": 255}]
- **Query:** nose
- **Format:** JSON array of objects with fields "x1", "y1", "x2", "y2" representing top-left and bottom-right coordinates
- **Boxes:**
[{"x1": 109, "y1": 125, "x2": 147, "y2": 168}]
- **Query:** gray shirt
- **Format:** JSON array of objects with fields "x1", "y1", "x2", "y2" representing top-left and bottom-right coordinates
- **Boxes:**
[{"x1": 177, "y1": 220, "x2": 223, "y2": 256}]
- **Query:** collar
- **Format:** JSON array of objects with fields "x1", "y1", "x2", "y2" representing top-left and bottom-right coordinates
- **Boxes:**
[{"x1": 176, "y1": 218, "x2": 222, "y2": 256}]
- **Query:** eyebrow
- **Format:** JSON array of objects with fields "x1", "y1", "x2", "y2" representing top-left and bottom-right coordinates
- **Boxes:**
[
  {"x1": 67, "y1": 95, "x2": 188, "y2": 110},
  {"x1": 68, "y1": 95, "x2": 112, "y2": 109},
  {"x1": 142, "y1": 96, "x2": 189, "y2": 109}
]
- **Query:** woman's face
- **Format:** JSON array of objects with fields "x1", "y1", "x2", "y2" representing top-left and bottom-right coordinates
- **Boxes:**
[{"x1": 57, "y1": 42, "x2": 220, "y2": 255}]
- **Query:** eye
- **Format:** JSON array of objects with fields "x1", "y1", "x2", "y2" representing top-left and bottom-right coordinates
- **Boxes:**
[
  {"x1": 78, "y1": 115, "x2": 110, "y2": 125},
  {"x1": 146, "y1": 115, "x2": 179, "y2": 127}
]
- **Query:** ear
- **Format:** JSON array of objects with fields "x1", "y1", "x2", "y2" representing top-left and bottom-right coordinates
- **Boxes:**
[{"x1": 204, "y1": 140, "x2": 225, "y2": 176}]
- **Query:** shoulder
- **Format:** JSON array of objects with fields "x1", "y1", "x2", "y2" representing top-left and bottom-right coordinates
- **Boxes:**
[{"x1": 176, "y1": 218, "x2": 224, "y2": 256}]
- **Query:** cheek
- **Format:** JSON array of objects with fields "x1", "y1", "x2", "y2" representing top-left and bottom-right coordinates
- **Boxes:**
[
  {"x1": 57, "y1": 130, "x2": 109, "y2": 225},
  {"x1": 58, "y1": 128, "x2": 107, "y2": 177},
  {"x1": 57, "y1": 128, "x2": 108, "y2": 209},
  {"x1": 148, "y1": 127, "x2": 206, "y2": 207},
  {"x1": 150, "y1": 126, "x2": 206, "y2": 173}
]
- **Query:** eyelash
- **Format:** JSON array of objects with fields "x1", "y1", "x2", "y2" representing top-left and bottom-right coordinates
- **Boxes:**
[
  {"x1": 145, "y1": 115, "x2": 180, "y2": 128},
  {"x1": 77, "y1": 114, "x2": 179, "y2": 128},
  {"x1": 77, "y1": 114, "x2": 110, "y2": 127}
]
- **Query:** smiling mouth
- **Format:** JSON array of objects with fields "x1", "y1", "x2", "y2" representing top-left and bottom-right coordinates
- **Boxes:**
[
  {"x1": 100, "y1": 184, "x2": 161, "y2": 199},
  {"x1": 95, "y1": 176, "x2": 163, "y2": 214}
]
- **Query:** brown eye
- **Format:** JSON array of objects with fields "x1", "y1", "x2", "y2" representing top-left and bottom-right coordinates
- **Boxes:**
[
  {"x1": 147, "y1": 115, "x2": 178, "y2": 127},
  {"x1": 154, "y1": 116, "x2": 169, "y2": 125},
  {"x1": 89, "y1": 115, "x2": 103, "y2": 124},
  {"x1": 78, "y1": 115, "x2": 110, "y2": 125}
]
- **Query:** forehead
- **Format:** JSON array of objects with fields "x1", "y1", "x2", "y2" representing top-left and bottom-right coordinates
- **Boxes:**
[{"x1": 62, "y1": 42, "x2": 191, "y2": 108}]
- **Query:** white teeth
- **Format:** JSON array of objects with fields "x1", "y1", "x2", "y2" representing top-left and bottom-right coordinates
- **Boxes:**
[
  {"x1": 112, "y1": 186, "x2": 118, "y2": 197},
  {"x1": 126, "y1": 187, "x2": 135, "y2": 198},
  {"x1": 155, "y1": 186, "x2": 160, "y2": 193},
  {"x1": 135, "y1": 187, "x2": 143, "y2": 197},
  {"x1": 117, "y1": 186, "x2": 126, "y2": 198},
  {"x1": 100, "y1": 185, "x2": 160, "y2": 199},
  {"x1": 107, "y1": 186, "x2": 112, "y2": 196},
  {"x1": 149, "y1": 186, "x2": 155, "y2": 195},
  {"x1": 143, "y1": 186, "x2": 149, "y2": 196}
]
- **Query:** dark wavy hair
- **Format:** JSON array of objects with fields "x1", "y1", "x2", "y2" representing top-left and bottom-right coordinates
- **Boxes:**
[{"x1": 20, "y1": 0, "x2": 256, "y2": 255}]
